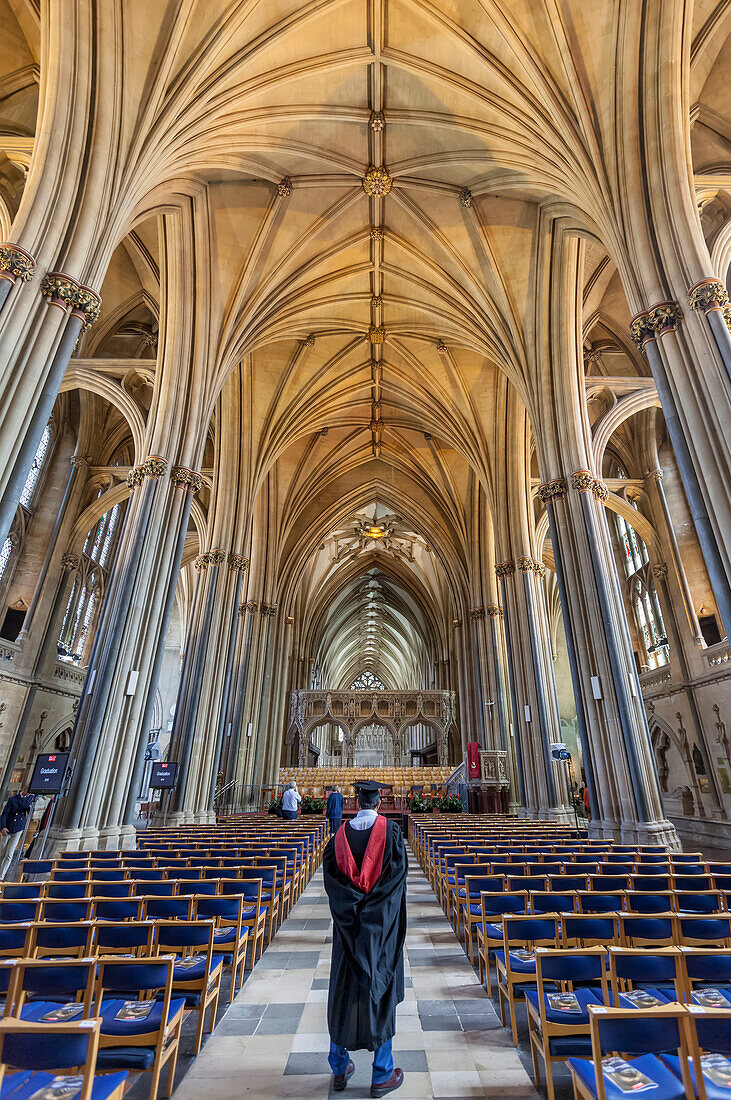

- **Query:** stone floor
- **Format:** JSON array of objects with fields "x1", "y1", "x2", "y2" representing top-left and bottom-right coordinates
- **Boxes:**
[{"x1": 171, "y1": 848, "x2": 538, "y2": 1099}]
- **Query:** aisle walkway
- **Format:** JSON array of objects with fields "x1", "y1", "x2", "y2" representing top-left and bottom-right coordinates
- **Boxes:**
[{"x1": 173, "y1": 846, "x2": 537, "y2": 1099}]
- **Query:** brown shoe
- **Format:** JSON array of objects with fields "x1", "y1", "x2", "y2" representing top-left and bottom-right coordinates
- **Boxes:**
[
  {"x1": 334, "y1": 1059, "x2": 355, "y2": 1091},
  {"x1": 370, "y1": 1068, "x2": 404, "y2": 1097}
]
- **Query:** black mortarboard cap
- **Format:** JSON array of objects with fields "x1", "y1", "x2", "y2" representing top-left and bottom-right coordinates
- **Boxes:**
[{"x1": 353, "y1": 780, "x2": 389, "y2": 792}]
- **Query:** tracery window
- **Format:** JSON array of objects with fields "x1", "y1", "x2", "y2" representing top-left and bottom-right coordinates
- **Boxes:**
[
  {"x1": 19, "y1": 426, "x2": 51, "y2": 509},
  {"x1": 58, "y1": 500, "x2": 124, "y2": 664},
  {"x1": 350, "y1": 670, "x2": 386, "y2": 690},
  {"x1": 0, "y1": 424, "x2": 53, "y2": 590}
]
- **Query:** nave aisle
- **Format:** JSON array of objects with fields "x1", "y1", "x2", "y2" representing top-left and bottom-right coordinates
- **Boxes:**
[{"x1": 172, "y1": 847, "x2": 537, "y2": 1099}]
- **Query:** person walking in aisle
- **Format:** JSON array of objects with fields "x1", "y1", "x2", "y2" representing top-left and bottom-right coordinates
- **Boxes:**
[
  {"x1": 281, "y1": 780, "x2": 301, "y2": 820},
  {"x1": 0, "y1": 788, "x2": 34, "y2": 879},
  {"x1": 323, "y1": 780, "x2": 407, "y2": 1097},
  {"x1": 325, "y1": 784, "x2": 343, "y2": 835}
]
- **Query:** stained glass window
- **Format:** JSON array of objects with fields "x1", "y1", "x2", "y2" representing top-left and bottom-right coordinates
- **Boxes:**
[
  {"x1": 59, "y1": 502, "x2": 124, "y2": 663},
  {"x1": 350, "y1": 670, "x2": 386, "y2": 690},
  {"x1": 0, "y1": 538, "x2": 12, "y2": 582},
  {"x1": 19, "y1": 425, "x2": 51, "y2": 509}
]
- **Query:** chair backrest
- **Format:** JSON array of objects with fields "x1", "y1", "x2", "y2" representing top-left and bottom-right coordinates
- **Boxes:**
[
  {"x1": 132, "y1": 880, "x2": 177, "y2": 897},
  {"x1": 608, "y1": 946, "x2": 683, "y2": 997},
  {"x1": 464, "y1": 875, "x2": 505, "y2": 899},
  {"x1": 0, "y1": 1017, "x2": 102, "y2": 1096},
  {"x1": 94, "y1": 920, "x2": 156, "y2": 955},
  {"x1": 156, "y1": 918, "x2": 216, "y2": 955},
  {"x1": 686, "y1": 1005, "x2": 731, "y2": 1057},
  {"x1": 564, "y1": 914, "x2": 619, "y2": 947},
  {"x1": 40, "y1": 899, "x2": 93, "y2": 923},
  {"x1": 480, "y1": 891, "x2": 528, "y2": 919},
  {"x1": 143, "y1": 896, "x2": 194, "y2": 922},
  {"x1": 89, "y1": 881, "x2": 133, "y2": 898},
  {"x1": 531, "y1": 892, "x2": 576, "y2": 915},
  {"x1": 0, "y1": 924, "x2": 30, "y2": 957},
  {"x1": 679, "y1": 914, "x2": 731, "y2": 947},
  {"x1": 9, "y1": 958, "x2": 96, "y2": 1017},
  {"x1": 45, "y1": 882, "x2": 90, "y2": 900},
  {"x1": 618, "y1": 914, "x2": 676, "y2": 947},
  {"x1": 501, "y1": 915, "x2": 559, "y2": 953},
  {"x1": 626, "y1": 891, "x2": 675, "y2": 914},
  {"x1": 674, "y1": 890, "x2": 723, "y2": 914},
  {"x1": 1, "y1": 885, "x2": 43, "y2": 901},
  {"x1": 92, "y1": 897, "x2": 144, "y2": 923},
  {"x1": 535, "y1": 946, "x2": 608, "y2": 995},
  {"x1": 178, "y1": 878, "x2": 217, "y2": 896},
  {"x1": 589, "y1": 1003, "x2": 690, "y2": 1063},
  {"x1": 28, "y1": 921, "x2": 95, "y2": 958},
  {"x1": 0, "y1": 901, "x2": 38, "y2": 924},
  {"x1": 577, "y1": 891, "x2": 626, "y2": 914},
  {"x1": 681, "y1": 946, "x2": 731, "y2": 991}
]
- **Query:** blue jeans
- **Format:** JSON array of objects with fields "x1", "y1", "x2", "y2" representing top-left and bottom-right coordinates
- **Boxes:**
[{"x1": 328, "y1": 1038, "x2": 393, "y2": 1084}]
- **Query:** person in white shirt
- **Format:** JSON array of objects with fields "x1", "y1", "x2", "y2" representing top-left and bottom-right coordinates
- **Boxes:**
[{"x1": 282, "y1": 781, "x2": 302, "y2": 820}]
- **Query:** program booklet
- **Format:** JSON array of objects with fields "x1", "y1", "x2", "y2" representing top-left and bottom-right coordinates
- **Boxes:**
[
  {"x1": 510, "y1": 949, "x2": 535, "y2": 963},
  {"x1": 622, "y1": 990, "x2": 664, "y2": 1009},
  {"x1": 692, "y1": 988, "x2": 731, "y2": 1008},
  {"x1": 602, "y1": 1057, "x2": 659, "y2": 1093},
  {"x1": 40, "y1": 1004, "x2": 84, "y2": 1022},
  {"x1": 700, "y1": 1053, "x2": 731, "y2": 1089},
  {"x1": 114, "y1": 999, "x2": 155, "y2": 1021},
  {"x1": 546, "y1": 992, "x2": 582, "y2": 1013},
  {"x1": 175, "y1": 954, "x2": 205, "y2": 971},
  {"x1": 29, "y1": 1076, "x2": 85, "y2": 1100}
]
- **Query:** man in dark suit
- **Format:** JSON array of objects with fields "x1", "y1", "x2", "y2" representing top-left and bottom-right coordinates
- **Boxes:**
[
  {"x1": 325, "y1": 784, "x2": 344, "y2": 835},
  {"x1": 323, "y1": 780, "x2": 407, "y2": 1097},
  {"x1": 0, "y1": 788, "x2": 34, "y2": 879}
]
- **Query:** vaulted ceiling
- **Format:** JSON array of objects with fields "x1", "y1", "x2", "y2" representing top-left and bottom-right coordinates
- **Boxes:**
[{"x1": 0, "y1": 0, "x2": 728, "y2": 687}]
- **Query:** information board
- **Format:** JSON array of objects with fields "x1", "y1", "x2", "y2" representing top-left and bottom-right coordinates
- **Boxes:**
[{"x1": 28, "y1": 752, "x2": 70, "y2": 794}]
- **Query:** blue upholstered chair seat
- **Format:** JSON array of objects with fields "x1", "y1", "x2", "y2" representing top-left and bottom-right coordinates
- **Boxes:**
[
  {"x1": 609, "y1": 988, "x2": 673, "y2": 1009},
  {"x1": 213, "y1": 927, "x2": 237, "y2": 943},
  {"x1": 660, "y1": 1054, "x2": 731, "y2": 1100},
  {"x1": 569, "y1": 1054, "x2": 687, "y2": 1099},
  {"x1": 494, "y1": 949, "x2": 536, "y2": 974},
  {"x1": 19, "y1": 1002, "x2": 88, "y2": 1022},
  {"x1": 0, "y1": 1070, "x2": 127, "y2": 1100},
  {"x1": 99, "y1": 996, "x2": 186, "y2": 1036},
  {"x1": 171, "y1": 955, "x2": 224, "y2": 983},
  {"x1": 524, "y1": 986, "x2": 602, "y2": 1025}
]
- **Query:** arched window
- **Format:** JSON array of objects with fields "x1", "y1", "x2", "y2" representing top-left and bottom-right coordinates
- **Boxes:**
[
  {"x1": 632, "y1": 577, "x2": 668, "y2": 668},
  {"x1": 19, "y1": 425, "x2": 51, "y2": 509},
  {"x1": 0, "y1": 424, "x2": 53, "y2": 589},
  {"x1": 350, "y1": 670, "x2": 386, "y2": 690},
  {"x1": 58, "y1": 500, "x2": 124, "y2": 664}
]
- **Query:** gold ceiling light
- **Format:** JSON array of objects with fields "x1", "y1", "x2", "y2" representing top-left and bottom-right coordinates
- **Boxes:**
[
  {"x1": 365, "y1": 525, "x2": 386, "y2": 539},
  {"x1": 363, "y1": 167, "x2": 393, "y2": 196}
]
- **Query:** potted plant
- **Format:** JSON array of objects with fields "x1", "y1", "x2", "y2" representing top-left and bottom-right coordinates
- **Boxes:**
[
  {"x1": 437, "y1": 794, "x2": 463, "y2": 813},
  {"x1": 301, "y1": 795, "x2": 325, "y2": 815},
  {"x1": 268, "y1": 797, "x2": 282, "y2": 816}
]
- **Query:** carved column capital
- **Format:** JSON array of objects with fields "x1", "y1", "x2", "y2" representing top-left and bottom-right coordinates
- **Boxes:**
[
  {"x1": 494, "y1": 561, "x2": 515, "y2": 578},
  {"x1": 194, "y1": 553, "x2": 210, "y2": 573},
  {"x1": 688, "y1": 278, "x2": 729, "y2": 314},
  {"x1": 629, "y1": 302, "x2": 682, "y2": 349},
  {"x1": 244, "y1": 601, "x2": 259, "y2": 614},
  {"x1": 61, "y1": 553, "x2": 80, "y2": 571},
  {"x1": 261, "y1": 603, "x2": 278, "y2": 618},
  {"x1": 571, "y1": 469, "x2": 595, "y2": 493},
  {"x1": 652, "y1": 562, "x2": 669, "y2": 580},
  {"x1": 644, "y1": 468, "x2": 663, "y2": 484},
  {"x1": 71, "y1": 284, "x2": 102, "y2": 330},
  {"x1": 486, "y1": 605, "x2": 503, "y2": 619},
  {"x1": 40, "y1": 271, "x2": 79, "y2": 311},
  {"x1": 469, "y1": 606, "x2": 485, "y2": 621},
  {"x1": 592, "y1": 478, "x2": 609, "y2": 502},
  {"x1": 537, "y1": 479, "x2": 567, "y2": 502},
  {"x1": 127, "y1": 456, "x2": 167, "y2": 489},
  {"x1": 516, "y1": 556, "x2": 534, "y2": 574},
  {"x1": 170, "y1": 466, "x2": 203, "y2": 494},
  {"x1": 0, "y1": 243, "x2": 35, "y2": 284},
  {"x1": 208, "y1": 549, "x2": 226, "y2": 567},
  {"x1": 227, "y1": 553, "x2": 249, "y2": 573}
]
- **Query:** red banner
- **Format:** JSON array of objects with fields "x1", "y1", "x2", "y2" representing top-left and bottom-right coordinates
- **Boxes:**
[{"x1": 466, "y1": 742, "x2": 481, "y2": 779}]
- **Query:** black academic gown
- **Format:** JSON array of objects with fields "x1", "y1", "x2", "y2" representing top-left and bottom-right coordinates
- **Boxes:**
[{"x1": 323, "y1": 818, "x2": 407, "y2": 1051}]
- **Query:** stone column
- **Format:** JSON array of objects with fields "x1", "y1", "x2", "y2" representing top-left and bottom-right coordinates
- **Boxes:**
[
  {"x1": 169, "y1": 548, "x2": 226, "y2": 812},
  {"x1": 486, "y1": 606, "x2": 510, "y2": 753},
  {"x1": 688, "y1": 279, "x2": 731, "y2": 384},
  {"x1": 18, "y1": 455, "x2": 88, "y2": 643},
  {"x1": 538, "y1": 472, "x2": 678, "y2": 846},
  {"x1": 644, "y1": 469, "x2": 704, "y2": 648},
  {"x1": 495, "y1": 564, "x2": 528, "y2": 808},
  {"x1": 539, "y1": 485, "x2": 599, "y2": 821},
  {"x1": 630, "y1": 304, "x2": 731, "y2": 635},
  {"x1": 121, "y1": 467, "x2": 203, "y2": 823},
  {"x1": 516, "y1": 557, "x2": 560, "y2": 808},
  {"x1": 57, "y1": 456, "x2": 168, "y2": 835},
  {"x1": 0, "y1": 244, "x2": 35, "y2": 315},
  {"x1": 224, "y1": 600, "x2": 259, "y2": 792},
  {"x1": 468, "y1": 606, "x2": 488, "y2": 748},
  {"x1": 250, "y1": 604, "x2": 278, "y2": 792},
  {"x1": 207, "y1": 556, "x2": 249, "y2": 812},
  {"x1": 0, "y1": 276, "x2": 100, "y2": 548}
]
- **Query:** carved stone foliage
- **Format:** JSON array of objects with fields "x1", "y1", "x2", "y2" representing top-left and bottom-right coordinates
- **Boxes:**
[
  {"x1": 363, "y1": 166, "x2": 393, "y2": 195},
  {"x1": 0, "y1": 244, "x2": 35, "y2": 282}
]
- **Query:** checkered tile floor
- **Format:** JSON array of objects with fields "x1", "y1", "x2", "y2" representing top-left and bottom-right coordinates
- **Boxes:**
[{"x1": 171, "y1": 846, "x2": 538, "y2": 1099}]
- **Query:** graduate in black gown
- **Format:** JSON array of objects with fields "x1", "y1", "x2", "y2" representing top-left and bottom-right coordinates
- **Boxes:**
[{"x1": 323, "y1": 780, "x2": 408, "y2": 1097}]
